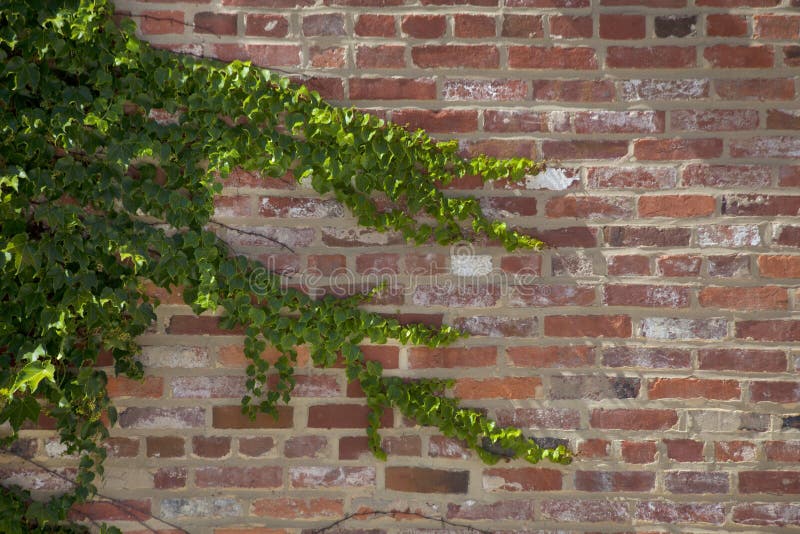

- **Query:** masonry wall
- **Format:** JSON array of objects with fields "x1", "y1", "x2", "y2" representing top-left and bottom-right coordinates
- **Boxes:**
[{"x1": 10, "y1": 0, "x2": 800, "y2": 532}]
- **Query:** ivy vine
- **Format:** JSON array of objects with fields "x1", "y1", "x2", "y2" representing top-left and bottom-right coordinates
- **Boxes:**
[{"x1": 0, "y1": 0, "x2": 571, "y2": 530}]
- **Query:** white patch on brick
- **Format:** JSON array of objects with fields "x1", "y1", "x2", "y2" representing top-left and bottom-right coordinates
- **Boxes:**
[
  {"x1": 161, "y1": 498, "x2": 242, "y2": 519},
  {"x1": 525, "y1": 167, "x2": 577, "y2": 190},
  {"x1": 263, "y1": 20, "x2": 278, "y2": 32},
  {"x1": 621, "y1": 79, "x2": 708, "y2": 101},
  {"x1": 482, "y1": 474, "x2": 523, "y2": 492},
  {"x1": 137, "y1": 346, "x2": 210, "y2": 368},
  {"x1": 451, "y1": 254, "x2": 492, "y2": 276},
  {"x1": 697, "y1": 225, "x2": 761, "y2": 247}
]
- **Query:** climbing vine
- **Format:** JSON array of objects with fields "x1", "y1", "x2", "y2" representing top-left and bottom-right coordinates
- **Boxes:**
[{"x1": 0, "y1": 0, "x2": 571, "y2": 530}]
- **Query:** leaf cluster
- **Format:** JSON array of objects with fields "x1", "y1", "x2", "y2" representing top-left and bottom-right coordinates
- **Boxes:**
[{"x1": 0, "y1": 0, "x2": 568, "y2": 528}]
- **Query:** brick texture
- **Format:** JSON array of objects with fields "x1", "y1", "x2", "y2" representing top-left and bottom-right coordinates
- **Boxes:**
[{"x1": 33, "y1": 1, "x2": 800, "y2": 532}]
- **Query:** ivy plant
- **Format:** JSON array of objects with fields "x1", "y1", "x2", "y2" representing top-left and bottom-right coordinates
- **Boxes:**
[{"x1": 0, "y1": 0, "x2": 571, "y2": 530}]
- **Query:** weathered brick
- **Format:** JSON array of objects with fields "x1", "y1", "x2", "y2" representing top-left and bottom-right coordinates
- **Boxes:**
[
  {"x1": 550, "y1": 16, "x2": 592, "y2": 39},
  {"x1": 575, "y1": 471, "x2": 654, "y2": 492},
  {"x1": 455, "y1": 377, "x2": 542, "y2": 399},
  {"x1": 733, "y1": 503, "x2": 800, "y2": 527},
  {"x1": 591, "y1": 409, "x2": 678, "y2": 430},
  {"x1": 387, "y1": 467, "x2": 468, "y2": 493},
  {"x1": 740, "y1": 471, "x2": 800, "y2": 494},
  {"x1": 252, "y1": 498, "x2": 343, "y2": 519},
  {"x1": 636, "y1": 501, "x2": 725, "y2": 525},
  {"x1": 196, "y1": 466, "x2": 282, "y2": 488},
  {"x1": 545, "y1": 315, "x2": 632, "y2": 338},
  {"x1": 665, "y1": 471, "x2": 729, "y2": 493},
  {"x1": 483, "y1": 468, "x2": 562, "y2": 491},
  {"x1": 541, "y1": 500, "x2": 628, "y2": 522}
]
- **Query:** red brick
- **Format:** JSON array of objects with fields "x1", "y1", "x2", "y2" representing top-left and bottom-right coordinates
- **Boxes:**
[
  {"x1": 602, "y1": 0, "x2": 684, "y2": 4},
  {"x1": 648, "y1": 378, "x2": 740, "y2": 400},
  {"x1": 428, "y1": 436, "x2": 472, "y2": 459},
  {"x1": 604, "y1": 284, "x2": 689, "y2": 308},
  {"x1": 356, "y1": 45, "x2": 405, "y2": 69},
  {"x1": 549, "y1": 16, "x2": 592, "y2": 39},
  {"x1": 716, "y1": 441, "x2": 758, "y2": 462},
  {"x1": 781, "y1": 165, "x2": 800, "y2": 185},
  {"x1": 591, "y1": 409, "x2": 678, "y2": 430},
  {"x1": 355, "y1": 252, "x2": 399, "y2": 273},
  {"x1": 153, "y1": 467, "x2": 186, "y2": 490},
  {"x1": 387, "y1": 467, "x2": 469, "y2": 493},
  {"x1": 443, "y1": 79, "x2": 528, "y2": 101},
  {"x1": 776, "y1": 226, "x2": 800, "y2": 246},
  {"x1": 621, "y1": 441, "x2": 657, "y2": 463},
  {"x1": 104, "y1": 438, "x2": 139, "y2": 458},
  {"x1": 70, "y1": 500, "x2": 150, "y2": 522},
  {"x1": 290, "y1": 466, "x2": 374, "y2": 488},
  {"x1": 634, "y1": 138, "x2": 723, "y2": 160},
  {"x1": 383, "y1": 435, "x2": 421, "y2": 456},
  {"x1": 146, "y1": 437, "x2": 184, "y2": 458},
  {"x1": 308, "y1": 46, "x2": 345, "y2": 68},
  {"x1": 196, "y1": 466, "x2": 282, "y2": 488},
  {"x1": 338, "y1": 436, "x2": 369, "y2": 460},
  {"x1": 245, "y1": 15, "x2": 289, "y2": 37},
  {"x1": 588, "y1": 167, "x2": 677, "y2": 189},
  {"x1": 639, "y1": 195, "x2": 715, "y2": 218},
  {"x1": 509, "y1": 46, "x2": 597, "y2": 69},
  {"x1": 447, "y1": 500, "x2": 536, "y2": 521},
  {"x1": 603, "y1": 347, "x2": 690, "y2": 369},
  {"x1": 413, "y1": 45, "x2": 499, "y2": 68},
  {"x1": 349, "y1": 78, "x2": 436, "y2": 100},
  {"x1": 765, "y1": 441, "x2": 800, "y2": 462},
  {"x1": 507, "y1": 345, "x2": 595, "y2": 368},
  {"x1": 550, "y1": 376, "x2": 640, "y2": 400},
  {"x1": 715, "y1": 78, "x2": 795, "y2": 100},
  {"x1": 495, "y1": 408, "x2": 581, "y2": 429},
  {"x1": 252, "y1": 498, "x2": 343, "y2": 519},
  {"x1": 707, "y1": 14, "x2": 748, "y2": 37},
  {"x1": 785, "y1": 45, "x2": 800, "y2": 66},
  {"x1": 284, "y1": 436, "x2": 327, "y2": 458},
  {"x1": 656, "y1": 15, "x2": 697, "y2": 37},
  {"x1": 751, "y1": 381, "x2": 800, "y2": 403},
  {"x1": 500, "y1": 255, "x2": 542, "y2": 274},
  {"x1": 409, "y1": 346, "x2": 497, "y2": 368},
  {"x1": 607, "y1": 47, "x2": 695, "y2": 68},
  {"x1": 192, "y1": 436, "x2": 230, "y2": 458},
  {"x1": 758, "y1": 255, "x2": 800, "y2": 277},
  {"x1": 393, "y1": 109, "x2": 477, "y2": 133},
  {"x1": 502, "y1": 15, "x2": 543, "y2": 38},
  {"x1": 484, "y1": 110, "x2": 567, "y2": 133},
  {"x1": 210, "y1": 44, "x2": 300, "y2": 67},
  {"x1": 579, "y1": 439, "x2": 610, "y2": 458},
  {"x1": 302, "y1": 13, "x2": 344, "y2": 36},
  {"x1": 672, "y1": 109, "x2": 759, "y2": 131},
  {"x1": 739, "y1": 471, "x2": 800, "y2": 494},
  {"x1": 657, "y1": 255, "x2": 702, "y2": 277},
  {"x1": 665, "y1": 471, "x2": 729, "y2": 493},
  {"x1": 768, "y1": 109, "x2": 800, "y2": 129},
  {"x1": 541, "y1": 500, "x2": 628, "y2": 522},
  {"x1": 533, "y1": 80, "x2": 614, "y2": 101},
  {"x1": 699, "y1": 286, "x2": 788, "y2": 310},
  {"x1": 401, "y1": 15, "x2": 445, "y2": 38},
  {"x1": 542, "y1": 140, "x2": 628, "y2": 160},
  {"x1": 454, "y1": 14, "x2": 495, "y2": 38},
  {"x1": 302, "y1": 76, "x2": 344, "y2": 100},
  {"x1": 736, "y1": 320, "x2": 800, "y2": 341},
  {"x1": 698, "y1": 349, "x2": 786, "y2": 372},
  {"x1": 454, "y1": 377, "x2": 542, "y2": 399},
  {"x1": 308, "y1": 404, "x2": 393, "y2": 428},
  {"x1": 575, "y1": 471, "x2": 654, "y2": 492},
  {"x1": 705, "y1": 45, "x2": 774, "y2": 68},
  {"x1": 545, "y1": 315, "x2": 632, "y2": 338},
  {"x1": 600, "y1": 15, "x2": 645, "y2": 40},
  {"x1": 755, "y1": 15, "x2": 800, "y2": 38},
  {"x1": 106, "y1": 376, "x2": 163, "y2": 398},
  {"x1": 355, "y1": 14, "x2": 395, "y2": 37},
  {"x1": 682, "y1": 164, "x2": 772, "y2": 187},
  {"x1": 194, "y1": 12, "x2": 236, "y2": 35},
  {"x1": 607, "y1": 255, "x2": 651, "y2": 276},
  {"x1": 697, "y1": 0, "x2": 779, "y2": 5},
  {"x1": 483, "y1": 468, "x2": 562, "y2": 492},
  {"x1": 141, "y1": 11, "x2": 184, "y2": 35},
  {"x1": 605, "y1": 226, "x2": 691, "y2": 247},
  {"x1": 621, "y1": 79, "x2": 710, "y2": 101},
  {"x1": 574, "y1": 111, "x2": 664, "y2": 134},
  {"x1": 235, "y1": 437, "x2": 274, "y2": 457},
  {"x1": 665, "y1": 439, "x2": 704, "y2": 462},
  {"x1": 730, "y1": 136, "x2": 800, "y2": 158},
  {"x1": 636, "y1": 501, "x2": 725, "y2": 524},
  {"x1": 212, "y1": 405, "x2": 293, "y2": 429},
  {"x1": 463, "y1": 139, "x2": 541, "y2": 159},
  {"x1": 732, "y1": 503, "x2": 800, "y2": 527}
]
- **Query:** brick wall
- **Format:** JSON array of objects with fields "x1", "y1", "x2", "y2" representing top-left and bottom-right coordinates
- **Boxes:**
[{"x1": 9, "y1": 0, "x2": 800, "y2": 531}]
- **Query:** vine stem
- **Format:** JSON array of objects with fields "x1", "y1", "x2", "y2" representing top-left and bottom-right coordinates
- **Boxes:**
[{"x1": 0, "y1": 449, "x2": 189, "y2": 534}]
